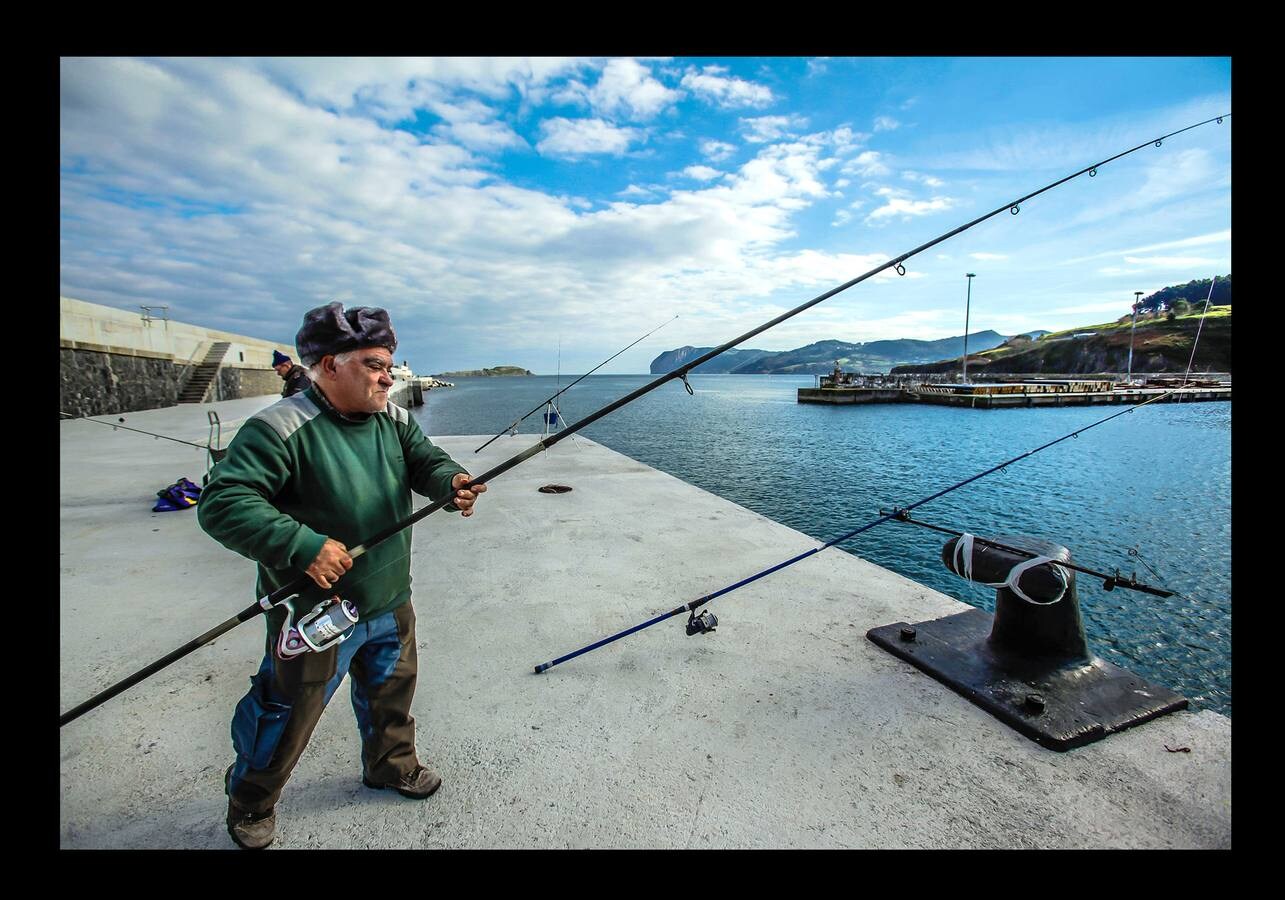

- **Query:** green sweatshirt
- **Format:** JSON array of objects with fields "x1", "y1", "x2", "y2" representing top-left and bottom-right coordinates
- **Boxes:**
[{"x1": 197, "y1": 385, "x2": 467, "y2": 627}]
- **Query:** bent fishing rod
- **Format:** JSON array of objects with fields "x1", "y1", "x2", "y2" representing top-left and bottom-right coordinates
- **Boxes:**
[
  {"x1": 59, "y1": 114, "x2": 1228, "y2": 727},
  {"x1": 532, "y1": 388, "x2": 1187, "y2": 674},
  {"x1": 475, "y1": 315, "x2": 679, "y2": 453}
]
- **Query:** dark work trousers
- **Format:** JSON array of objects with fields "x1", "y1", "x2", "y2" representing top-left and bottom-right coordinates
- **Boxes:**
[{"x1": 226, "y1": 601, "x2": 419, "y2": 814}]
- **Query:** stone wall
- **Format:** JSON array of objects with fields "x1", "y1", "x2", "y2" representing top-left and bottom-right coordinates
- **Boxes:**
[
  {"x1": 218, "y1": 367, "x2": 282, "y2": 402},
  {"x1": 60, "y1": 347, "x2": 186, "y2": 417},
  {"x1": 61, "y1": 347, "x2": 284, "y2": 417}
]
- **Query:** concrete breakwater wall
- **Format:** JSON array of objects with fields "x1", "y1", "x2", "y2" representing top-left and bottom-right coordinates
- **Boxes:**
[{"x1": 60, "y1": 297, "x2": 294, "y2": 417}]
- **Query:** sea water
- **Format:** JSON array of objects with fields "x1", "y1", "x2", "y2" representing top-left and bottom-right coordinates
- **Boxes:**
[{"x1": 413, "y1": 374, "x2": 1232, "y2": 716}]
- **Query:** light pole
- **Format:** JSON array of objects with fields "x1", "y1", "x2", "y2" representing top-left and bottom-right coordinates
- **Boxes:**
[
  {"x1": 962, "y1": 273, "x2": 976, "y2": 384},
  {"x1": 1126, "y1": 290, "x2": 1142, "y2": 385}
]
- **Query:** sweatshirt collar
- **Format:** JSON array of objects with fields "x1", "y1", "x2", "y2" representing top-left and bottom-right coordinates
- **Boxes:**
[{"x1": 307, "y1": 384, "x2": 373, "y2": 424}]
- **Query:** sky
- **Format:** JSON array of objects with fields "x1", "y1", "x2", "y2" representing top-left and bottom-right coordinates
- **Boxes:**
[{"x1": 59, "y1": 57, "x2": 1232, "y2": 375}]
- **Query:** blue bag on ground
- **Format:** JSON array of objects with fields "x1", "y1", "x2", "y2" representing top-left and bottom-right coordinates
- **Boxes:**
[{"x1": 153, "y1": 476, "x2": 202, "y2": 512}]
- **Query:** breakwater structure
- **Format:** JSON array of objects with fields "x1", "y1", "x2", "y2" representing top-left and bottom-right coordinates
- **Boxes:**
[
  {"x1": 798, "y1": 370, "x2": 1231, "y2": 408},
  {"x1": 60, "y1": 296, "x2": 297, "y2": 417},
  {"x1": 60, "y1": 296, "x2": 432, "y2": 417}
]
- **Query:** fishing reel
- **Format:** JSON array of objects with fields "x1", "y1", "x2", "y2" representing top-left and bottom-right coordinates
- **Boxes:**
[
  {"x1": 276, "y1": 594, "x2": 360, "y2": 660},
  {"x1": 685, "y1": 609, "x2": 718, "y2": 636}
]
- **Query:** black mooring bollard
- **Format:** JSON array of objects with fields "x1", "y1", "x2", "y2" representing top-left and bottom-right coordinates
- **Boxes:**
[
  {"x1": 867, "y1": 533, "x2": 1187, "y2": 751},
  {"x1": 942, "y1": 534, "x2": 1089, "y2": 663}
]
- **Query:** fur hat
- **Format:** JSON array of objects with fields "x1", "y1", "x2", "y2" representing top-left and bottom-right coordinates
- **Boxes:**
[
  {"x1": 272, "y1": 350, "x2": 291, "y2": 367},
  {"x1": 295, "y1": 302, "x2": 397, "y2": 367}
]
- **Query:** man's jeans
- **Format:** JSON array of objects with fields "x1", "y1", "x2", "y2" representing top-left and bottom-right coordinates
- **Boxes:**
[{"x1": 227, "y1": 601, "x2": 420, "y2": 813}]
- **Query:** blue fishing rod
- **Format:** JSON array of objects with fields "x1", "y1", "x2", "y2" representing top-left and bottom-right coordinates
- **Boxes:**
[
  {"x1": 59, "y1": 114, "x2": 1227, "y2": 727},
  {"x1": 533, "y1": 387, "x2": 1187, "y2": 673}
]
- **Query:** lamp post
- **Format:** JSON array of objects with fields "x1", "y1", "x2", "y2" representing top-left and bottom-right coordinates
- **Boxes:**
[
  {"x1": 963, "y1": 273, "x2": 976, "y2": 384},
  {"x1": 1126, "y1": 290, "x2": 1143, "y2": 385}
]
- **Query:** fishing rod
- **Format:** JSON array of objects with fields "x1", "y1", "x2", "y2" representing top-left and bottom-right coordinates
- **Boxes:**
[
  {"x1": 474, "y1": 315, "x2": 679, "y2": 453},
  {"x1": 59, "y1": 410, "x2": 211, "y2": 451},
  {"x1": 1178, "y1": 275, "x2": 1220, "y2": 401},
  {"x1": 532, "y1": 387, "x2": 1189, "y2": 673},
  {"x1": 878, "y1": 509, "x2": 1173, "y2": 597},
  {"x1": 59, "y1": 114, "x2": 1228, "y2": 727}
]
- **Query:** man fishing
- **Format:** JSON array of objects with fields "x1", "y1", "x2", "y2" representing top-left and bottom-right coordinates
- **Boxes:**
[{"x1": 198, "y1": 302, "x2": 485, "y2": 850}]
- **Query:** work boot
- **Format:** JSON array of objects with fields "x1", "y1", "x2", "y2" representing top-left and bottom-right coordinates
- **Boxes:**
[
  {"x1": 225, "y1": 765, "x2": 277, "y2": 850},
  {"x1": 362, "y1": 763, "x2": 442, "y2": 799}
]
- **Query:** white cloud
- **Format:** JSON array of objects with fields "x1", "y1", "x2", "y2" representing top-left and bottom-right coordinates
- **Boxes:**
[
  {"x1": 250, "y1": 57, "x2": 588, "y2": 122},
  {"x1": 902, "y1": 170, "x2": 944, "y2": 187},
  {"x1": 535, "y1": 117, "x2": 642, "y2": 157},
  {"x1": 588, "y1": 58, "x2": 682, "y2": 120},
  {"x1": 1066, "y1": 148, "x2": 1225, "y2": 227},
  {"x1": 700, "y1": 139, "x2": 737, "y2": 162},
  {"x1": 841, "y1": 151, "x2": 891, "y2": 178},
  {"x1": 680, "y1": 65, "x2": 774, "y2": 109},
  {"x1": 681, "y1": 165, "x2": 723, "y2": 181},
  {"x1": 865, "y1": 187, "x2": 957, "y2": 223},
  {"x1": 1121, "y1": 255, "x2": 1222, "y2": 268},
  {"x1": 874, "y1": 115, "x2": 900, "y2": 132},
  {"x1": 920, "y1": 95, "x2": 1231, "y2": 174},
  {"x1": 828, "y1": 127, "x2": 869, "y2": 152},
  {"x1": 739, "y1": 114, "x2": 808, "y2": 144},
  {"x1": 437, "y1": 120, "x2": 527, "y2": 152},
  {"x1": 1061, "y1": 229, "x2": 1231, "y2": 266},
  {"x1": 548, "y1": 79, "x2": 590, "y2": 108},
  {"x1": 807, "y1": 58, "x2": 829, "y2": 77}
]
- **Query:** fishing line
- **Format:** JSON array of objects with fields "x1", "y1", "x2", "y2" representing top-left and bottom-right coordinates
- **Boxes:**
[
  {"x1": 532, "y1": 388, "x2": 1190, "y2": 673},
  {"x1": 476, "y1": 315, "x2": 679, "y2": 453},
  {"x1": 60, "y1": 115, "x2": 1229, "y2": 726},
  {"x1": 59, "y1": 410, "x2": 211, "y2": 451},
  {"x1": 1178, "y1": 275, "x2": 1220, "y2": 401},
  {"x1": 1127, "y1": 546, "x2": 1169, "y2": 587}
]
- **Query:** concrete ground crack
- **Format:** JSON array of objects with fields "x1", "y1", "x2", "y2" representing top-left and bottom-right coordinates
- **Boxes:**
[{"x1": 686, "y1": 786, "x2": 707, "y2": 848}]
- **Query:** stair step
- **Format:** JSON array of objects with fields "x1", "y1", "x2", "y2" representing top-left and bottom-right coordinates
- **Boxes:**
[{"x1": 178, "y1": 343, "x2": 232, "y2": 403}]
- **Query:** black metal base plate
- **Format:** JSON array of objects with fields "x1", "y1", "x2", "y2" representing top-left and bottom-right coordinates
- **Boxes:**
[{"x1": 868, "y1": 609, "x2": 1188, "y2": 751}]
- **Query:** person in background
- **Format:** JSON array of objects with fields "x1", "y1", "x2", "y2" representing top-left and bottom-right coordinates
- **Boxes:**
[{"x1": 273, "y1": 349, "x2": 312, "y2": 398}]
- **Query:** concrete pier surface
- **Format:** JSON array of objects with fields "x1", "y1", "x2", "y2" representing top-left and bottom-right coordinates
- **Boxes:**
[{"x1": 60, "y1": 396, "x2": 1231, "y2": 849}]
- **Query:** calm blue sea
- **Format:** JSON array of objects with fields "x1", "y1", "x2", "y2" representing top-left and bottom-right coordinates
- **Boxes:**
[{"x1": 413, "y1": 374, "x2": 1232, "y2": 717}]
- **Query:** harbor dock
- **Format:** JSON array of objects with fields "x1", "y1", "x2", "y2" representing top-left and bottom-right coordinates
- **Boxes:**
[
  {"x1": 59, "y1": 395, "x2": 1230, "y2": 849},
  {"x1": 799, "y1": 374, "x2": 1231, "y2": 408}
]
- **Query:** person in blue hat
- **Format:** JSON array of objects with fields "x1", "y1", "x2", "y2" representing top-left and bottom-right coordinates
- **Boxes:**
[{"x1": 272, "y1": 349, "x2": 312, "y2": 398}]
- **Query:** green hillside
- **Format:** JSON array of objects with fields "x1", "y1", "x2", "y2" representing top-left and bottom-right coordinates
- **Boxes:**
[{"x1": 892, "y1": 306, "x2": 1231, "y2": 375}]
